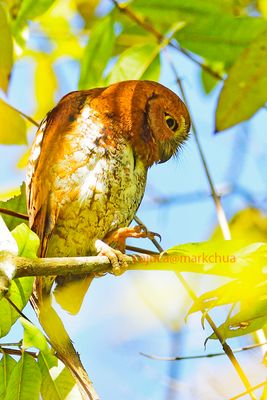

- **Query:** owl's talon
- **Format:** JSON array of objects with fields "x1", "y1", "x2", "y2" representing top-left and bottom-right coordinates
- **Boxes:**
[{"x1": 95, "y1": 239, "x2": 128, "y2": 276}]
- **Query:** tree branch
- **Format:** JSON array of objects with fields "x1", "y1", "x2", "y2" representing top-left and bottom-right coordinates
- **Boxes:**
[
  {"x1": 0, "y1": 347, "x2": 38, "y2": 358},
  {"x1": 0, "y1": 253, "x2": 245, "y2": 279}
]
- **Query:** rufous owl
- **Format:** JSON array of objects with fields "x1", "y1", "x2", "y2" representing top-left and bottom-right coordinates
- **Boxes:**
[{"x1": 26, "y1": 80, "x2": 190, "y2": 314}]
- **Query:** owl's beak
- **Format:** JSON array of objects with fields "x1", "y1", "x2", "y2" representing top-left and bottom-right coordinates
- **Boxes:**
[{"x1": 158, "y1": 153, "x2": 172, "y2": 164}]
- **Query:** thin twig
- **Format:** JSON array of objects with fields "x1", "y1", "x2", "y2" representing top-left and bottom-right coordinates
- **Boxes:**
[
  {"x1": 140, "y1": 341, "x2": 267, "y2": 361},
  {"x1": 164, "y1": 48, "x2": 232, "y2": 240},
  {"x1": 0, "y1": 347, "x2": 38, "y2": 358},
  {"x1": 0, "y1": 208, "x2": 29, "y2": 221},
  {"x1": 0, "y1": 341, "x2": 22, "y2": 347},
  {"x1": 111, "y1": 0, "x2": 223, "y2": 80},
  {"x1": 126, "y1": 245, "x2": 159, "y2": 255},
  {"x1": 3, "y1": 102, "x2": 39, "y2": 127},
  {"x1": 5, "y1": 297, "x2": 33, "y2": 324}
]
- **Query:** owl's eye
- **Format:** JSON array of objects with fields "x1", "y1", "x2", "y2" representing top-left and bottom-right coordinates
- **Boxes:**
[{"x1": 164, "y1": 113, "x2": 179, "y2": 132}]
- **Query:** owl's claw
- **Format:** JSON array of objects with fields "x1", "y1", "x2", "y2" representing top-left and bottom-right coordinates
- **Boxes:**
[
  {"x1": 95, "y1": 240, "x2": 128, "y2": 276},
  {"x1": 104, "y1": 225, "x2": 161, "y2": 252}
]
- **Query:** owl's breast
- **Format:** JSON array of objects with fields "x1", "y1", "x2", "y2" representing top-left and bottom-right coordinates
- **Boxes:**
[{"x1": 46, "y1": 139, "x2": 147, "y2": 257}]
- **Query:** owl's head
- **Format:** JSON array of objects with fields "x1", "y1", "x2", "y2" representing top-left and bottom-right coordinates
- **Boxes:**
[
  {"x1": 137, "y1": 80, "x2": 191, "y2": 165},
  {"x1": 95, "y1": 80, "x2": 191, "y2": 167}
]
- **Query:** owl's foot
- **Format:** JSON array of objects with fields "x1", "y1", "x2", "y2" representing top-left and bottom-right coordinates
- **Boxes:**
[
  {"x1": 95, "y1": 239, "x2": 128, "y2": 276},
  {"x1": 104, "y1": 225, "x2": 161, "y2": 252}
]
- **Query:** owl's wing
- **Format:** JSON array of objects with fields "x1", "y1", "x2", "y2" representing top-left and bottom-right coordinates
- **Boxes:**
[
  {"x1": 26, "y1": 89, "x2": 103, "y2": 257},
  {"x1": 26, "y1": 111, "x2": 57, "y2": 256}
]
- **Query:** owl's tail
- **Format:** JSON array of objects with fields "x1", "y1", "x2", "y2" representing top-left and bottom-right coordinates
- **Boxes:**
[
  {"x1": 31, "y1": 277, "x2": 99, "y2": 400},
  {"x1": 54, "y1": 275, "x2": 94, "y2": 315}
]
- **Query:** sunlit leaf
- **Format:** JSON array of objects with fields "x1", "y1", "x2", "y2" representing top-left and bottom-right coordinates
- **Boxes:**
[
  {"x1": 216, "y1": 29, "x2": 267, "y2": 131},
  {"x1": 201, "y1": 61, "x2": 224, "y2": 94},
  {"x1": 11, "y1": 223, "x2": 39, "y2": 258},
  {"x1": 34, "y1": 55, "x2": 57, "y2": 120},
  {"x1": 0, "y1": 223, "x2": 38, "y2": 337},
  {"x1": 0, "y1": 99, "x2": 27, "y2": 145},
  {"x1": 163, "y1": 240, "x2": 267, "y2": 277},
  {"x1": 0, "y1": 354, "x2": 17, "y2": 399},
  {"x1": 132, "y1": 0, "x2": 230, "y2": 27},
  {"x1": 79, "y1": 16, "x2": 116, "y2": 89},
  {"x1": 39, "y1": 16, "x2": 83, "y2": 59},
  {"x1": 257, "y1": 0, "x2": 267, "y2": 18},
  {"x1": 74, "y1": 0, "x2": 99, "y2": 27},
  {"x1": 175, "y1": 16, "x2": 267, "y2": 66},
  {"x1": 210, "y1": 299, "x2": 267, "y2": 339},
  {"x1": 17, "y1": 148, "x2": 30, "y2": 169},
  {"x1": 0, "y1": 183, "x2": 27, "y2": 230},
  {"x1": 0, "y1": 187, "x2": 21, "y2": 201},
  {"x1": 0, "y1": 276, "x2": 34, "y2": 337},
  {"x1": 19, "y1": 318, "x2": 81, "y2": 399},
  {"x1": 188, "y1": 277, "x2": 267, "y2": 314},
  {"x1": 38, "y1": 351, "x2": 81, "y2": 400},
  {"x1": 140, "y1": 54, "x2": 161, "y2": 81},
  {"x1": 12, "y1": 0, "x2": 55, "y2": 37},
  {"x1": 4, "y1": 352, "x2": 41, "y2": 400},
  {"x1": 0, "y1": 4, "x2": 13, "y2": 92},
  {"x1": 106, "y1": 42, "x2": 161, "y2": 84},
  {"x1": 20, "y1": 318, "x2": 48, "y2": 352},
  {"x1": 132, "y1": 0, "x2": 267, "y2": 65}
]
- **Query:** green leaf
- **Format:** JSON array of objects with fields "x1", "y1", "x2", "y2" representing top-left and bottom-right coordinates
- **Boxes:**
[
  {"x1": 106, "y1": 42, "x2": 161, "y2": 84},
  {"x1": 188, "y1": 277, "x2": 267, "y2": 314},
  {"x1": 0, "y1": 224, "x2": 37, "y2": 337},
  {"x1": 175, "y1": 16, "x2": 267, "y2": 66},
  {"x1": 0, "y1": 100, "x2": 27, "y2": 145},
  {"x1": 20, "y1": 318, "x2": 81, "y2": 399},
  {"x1": 4, "y1": 352, "x2": 41, "y2": 400},
  {"x1": 210, "y1": 299, "x2": 267, "y2": 339},
  {"x1": 141, "y1": 54, "x2": 161, "y2": 81},
  {"x1": 0, "y1": 277, "x2": 34, "y2": 338},
  {"x1": 34, "y1": 55, "x2": 57, "y2": 120},
  {"x1": 38, "y1": 351, "x2": 81, "y2": 400},
  {"x1": 216, "y1": 29, "x2": 267, "y2": 131},
  {"x1": 79, "y1": 16, "x2": 116, "y2": 89},
  {"x1": 11, "y1": 223, "x2": 39, "y2": 259},
  {"x1": 0, "y1": 183, "x2": 27, "y2": 231},
  {"x1": 0, "y1": 354, "x2": 17, "y2": 399},
  {"x1": 131, "y1": 0, "x2": 267, "y2": 65},
  {"x1": 201, "y1": 61, "x2": 223, "y2": 94},
  {"x1": 20, "y1": 318, "x2": 48, "y2": 353},
  {"x1": 12, "y1": 0, "x2": 55, "y2": 37},
  {"x1": 132, "y1": 0, "x2": 230, "y2": 26},
  {"x1": 162, "y1": 240, "x2": 267, "y2": 277},
  {"x1": 0, "y1": 4, "x2": 13, "y2": 92}
]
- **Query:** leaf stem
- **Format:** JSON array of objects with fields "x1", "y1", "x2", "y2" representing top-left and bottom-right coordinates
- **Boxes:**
[
  {"x1": 0, "y1": 347, "x2": 38, "y2": 358},
  {"x1": 4, "y1": 102, "x2": 39, "y2": 127}
]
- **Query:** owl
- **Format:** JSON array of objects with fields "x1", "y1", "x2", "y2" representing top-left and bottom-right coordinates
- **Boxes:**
[{"x1": 26, "y1": 80, "x2": 190, "y2": 314}]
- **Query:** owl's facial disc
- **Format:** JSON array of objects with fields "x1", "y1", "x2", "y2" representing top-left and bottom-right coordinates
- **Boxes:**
[
  {"x1": 158, "y1": 113, "x2": 189, "y2": 164},
  {"x1": 144, "y1": 87, "x2": 191, "y2": 165}
]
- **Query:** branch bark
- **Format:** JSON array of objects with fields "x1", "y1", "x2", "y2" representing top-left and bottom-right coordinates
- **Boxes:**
[{"x1": 1, "y1": 253, "x2": 238, "y2": 279}]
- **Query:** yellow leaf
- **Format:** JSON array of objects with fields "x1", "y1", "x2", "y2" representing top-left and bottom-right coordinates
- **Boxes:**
[
  {"x1": 258, "y1": 0, "x2": 267, "y2": 18},
  {"x1": 0, "y1": 99, "x2": 27, "y2": 145},
  {"x1": 34, "y1": 55, "x2": 57, "y2": 119},
  {"x1": 0, "y1": 4, "x2": 13, "y2": 92},
  {"x1": 17, "y1": 147, "x2": 30, "y2": 169}
]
